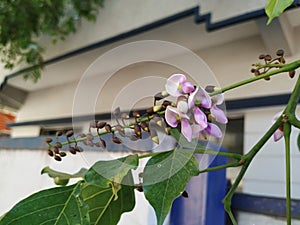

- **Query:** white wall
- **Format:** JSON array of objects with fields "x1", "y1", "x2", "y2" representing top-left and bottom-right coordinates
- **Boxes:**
[{"x1": 0, "y1": 149, "x2": 159, "y2": 225}]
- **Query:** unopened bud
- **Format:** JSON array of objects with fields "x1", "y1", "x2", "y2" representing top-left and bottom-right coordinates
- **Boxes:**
[
  {"x1": 86, "y1": 133, "x2": 94, "y2": 141},
  {"x1": 140, "y1": 122, "x2": 149, "y2": 132},
  {"x1": 134, "y1": 124, "x2": 142, "y2": 138},
  {"x1": 65, "y1": 130, "x2": 74, "y2": 138},
  {"x1": 56, "y1": 131, "x2": 63, "y2": 137},
  {"x1": 96, "y1": 121, "x2": 106, "y2": 129},
  {"x1": 153, "y1": 105, "x2": 162, "y2": 113},
  {"x1": 59, "y1": 152, "x2": 67, "y2": 157},
  {"x1": 45, "y1": 137, "x2": 53, "y2": 144},
  {"x1": 276, "y1": 49, "x2": 284, "y2": 57},
  {"x1": 112, "y1": 136, "x2": 122, "y2": 144},
  {"x1": 132, "y1": 111, "x2": 140, "y2": 118},
  {"x1": 48, "y1": 149, "x2": 54, "y2": 157},
  {"x1": 54, "y1": 142, "x2": 62, "y2": 148},
  {"x1": 105, "y1": 124, "x2": 112, "y2": 133},
  {"x1": 69, "y1": 147, "x2": 76, "y2": 154},
  {"x1": 289, "y1": 70, "x2": 296, "y2": 78},
  {"x1": 54, "y1": 155, "x2": 62, "y2": 161}
]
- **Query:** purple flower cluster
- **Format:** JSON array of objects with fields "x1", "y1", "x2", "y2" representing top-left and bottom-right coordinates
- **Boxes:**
[{"x1": 164, "y1": 74, "x2": 228, "y2": 142}]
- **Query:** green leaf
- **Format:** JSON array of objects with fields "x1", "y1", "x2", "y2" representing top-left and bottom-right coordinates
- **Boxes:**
[
  {"x1": 85, "y1": 154, "x2": 139, "y2": 189},
  {"x1": 265, "y1": 0, "x2": 293, "y2": 25},
  {"x1": 143, "y1": 149, "x2": 200, "y2": 225},
  {"x1": 82, "y1": 172, "x2": 136, "y2": 225},
  {"x1": 41, "y1": 166, "x2": 88, "y2": 186},
  {"x1": 0, "y1": 182, "x2": 89, "y2": 225}
]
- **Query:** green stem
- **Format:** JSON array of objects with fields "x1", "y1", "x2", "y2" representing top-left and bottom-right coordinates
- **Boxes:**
[
  {"x1": 194, "y1": 149, "x2": 242, "y2": 160},
  {"x1": 223, "y1": 116, "x2": 283, "y2": 225},
  {"x1": 284, "y1": 123, "x2": 292, "y2": 225},
  {"x1": 210, "y1": 61, "x2": 300, "y2": 95},
  {"x1": 199, "y1": 161, "x2": 241, "y2": 174}
]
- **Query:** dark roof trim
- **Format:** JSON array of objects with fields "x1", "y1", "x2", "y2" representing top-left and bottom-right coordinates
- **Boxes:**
[
  {"x1": 7, "y1": 93, "x2": 294, "y2": 127},
  {"x1": 232, "y1": 192, "x2": 300, "y2": 219},
  {"x1": 4, "y1": 3, "x2": 300, "y2": 89}
]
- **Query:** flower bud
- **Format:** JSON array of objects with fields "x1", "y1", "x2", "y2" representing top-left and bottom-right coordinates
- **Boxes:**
[
  {"x1": 289, "y1": 70, "x2": 296, "y2": 78},
  {"x1": 276, "y1": 49, "x2": 284, "y2": 57},
  {"x1": 45, "y1": 137, "x2": 53, "y2": 144},
  {"x1": 112, "y1": 136, "x2": 122, "y2": 144},
  {"x1": 54, "y1": 142, "x2": 62, "y2": 148},
  {"x1": 56, "y1": 131, "x2": 63, "y2": 137},
  {"x1": 134, "y1": 124, "x2": 142, "y2": 138},
  {"x1": 65, "y1": 130, "x2": 74, "y2": 138},
  {"x1": 59, "y1": 152, "x2": 67, "y2": 157},
  {"x1": 86, "y1": 133, "x2": 94, "y2": 141},
  {"x1": 54, "y1": 155, "x2": 62, "y2": 161},
  {"x1": 75, "y1": 146, "x2": 84, "y2": 152},
  {"x1": 153, "y1": 105, "x2": 162, "y2": 113},
  {"x1": 68, "y1": 147, "x2": 76, "y2": 154},
  {"x1": 48, "y1": 149, "x2": 54, "y2": 157},
  {"x1": 140, "y1": 122, "x2": 149, "y2": 132},
  {"x1": 132, "y1": 111, "x2": 140, "y2": 118},
  {"x1": 105, "y1": 124, "x2": 112, "y2": 133},
  {"x1": 96, "y1": 121, "x2": 106, "y2": 129}
]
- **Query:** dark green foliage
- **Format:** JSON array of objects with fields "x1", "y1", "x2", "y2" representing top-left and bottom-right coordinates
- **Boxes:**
[{"x1": 0, "y1": 0, "x2": 105, "y2": 81}]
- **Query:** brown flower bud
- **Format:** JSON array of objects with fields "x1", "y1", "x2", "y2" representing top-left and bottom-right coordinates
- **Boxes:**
[
  {"x1": 48, "y1": 149, "x2": 54, "y2": 157},
  {"x1": 54, "y1": 155, "x2": 62, "y2": 161},
  {"x1": 264, "y1": 54, "x2": 272, "y2": 61},
  {"x1": 105, "y1": 124, "x2": 112, "y2": 133},
  {"x1": 45, "y1": 137, "x2": 53, "y2": 144},
  {"x1": 75, "y1": 146, "x2": 84, "y2": 152},
  {"x1": 65, "y1": 130, "x2": 74, "y2": 138},
  {"x1": 146, "y1": 107, "x2": 154, "y2": 115},
  {"x1": 276, "y1": 49, "x2": 284, "y2": 57},
  {"x1": 56, "y1": 131, "x2": 63, "y2": 137},
  {"x1": 132, "y1": 111, "x2": 140, "y2": 118},
  {"x1": 96, "y1": 121, "x2": 107, "y2": 129},
  {"x1": 54, "y1": 142, "x2": 62, "y2": 148},
  {"x1": 140, "y1": 122, "x2": 149, "y2": 132},
  {"x1": 134, "y1": 124, "x2": 142, "y2": 138},
  {"x1": 162, "y1": 100, "x2": 172, "y2": 108},
  {"x1": 112, "y1": 136, "x2": 122, "y2": 144},
  {"x1": 258, "y1": 54, "x2": 265, "y2": 59},
  {"x1": 289, "y1": 70, "x2": 296, "y2": 78},
  {"x1": 59, "y1": 152, "x2": 67, "y2": 157},
  {"x1": 68, "y1": 147, "x2": 76, "y2": 154},
  {"x1": 53, "y1": 147, "x2": 59, "y2": 154}
]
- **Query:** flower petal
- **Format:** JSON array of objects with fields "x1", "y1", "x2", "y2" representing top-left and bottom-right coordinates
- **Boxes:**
[
  {"x1": 212, "y1": 93, "x2": 224, "y2": 105},
  {"x1": 206, "y1": 123, "x2": 223, "y2": 138},
  {"x1": 193, "y1": 107, "x2": 207, "y2": 129},
  {"x1": 181, "y1": 118, "x2": 192, "y2": 142},
  {"x1": 274, "y1": 129, "x2": 284, "y2": 142},
  {"x1": 182, "y1": 81, "x2": 195, "y2": 94},
  {"x1": 211, "y1": 105, "x2": 228, "y2": 124},
  {"x1": 165, "y1": 74, "x2": 186, "y2": 97},
  {"x1": 165, "y1": 106, "x2": 179, "y2": 127},
  {"x1": 188, "y1": 87, "x2": 212, "y2": 109}
]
